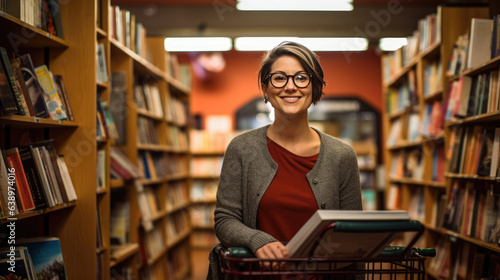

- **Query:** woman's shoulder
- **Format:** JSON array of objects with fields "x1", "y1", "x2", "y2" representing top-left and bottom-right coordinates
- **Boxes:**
[
  {"x1": 226, "y1": 126, "x2": 267, "y2": 150},
  {"x1": 315, "y1": 129, "x2": 356, "y2": 154}
]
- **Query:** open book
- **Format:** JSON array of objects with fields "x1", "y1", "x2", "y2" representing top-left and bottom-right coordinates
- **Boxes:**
[{"x1": 286, "y1": 210, "x2": 422, "y2": 258}]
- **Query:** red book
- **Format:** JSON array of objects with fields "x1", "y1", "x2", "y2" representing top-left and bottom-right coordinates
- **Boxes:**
[{"x1": 3, "y1": 148, "x2": 36, "y2": 212}]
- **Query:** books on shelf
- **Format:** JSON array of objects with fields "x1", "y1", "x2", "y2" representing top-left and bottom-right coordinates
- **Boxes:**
[
  {"x1": 109, "y1": 147, "x2": 140, "y2": 180},
  {"x1": 0, "y1": 140, "x2": 77, "y2": 215},
  {"x1": 286, "y1": 210, "x2": 419, "y2": 258},
  {"x1": 96, "y1": 43, "x2": 108, "y2": 84},
  {"x1": 0, "y1": 246, "x2": 36, "y2": 280},
  {"x1": 16, "y1": 237, "x2": 68, "y2": 280}
]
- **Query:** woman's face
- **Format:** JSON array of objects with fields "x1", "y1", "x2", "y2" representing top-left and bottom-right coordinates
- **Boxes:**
[{"x1": 261, "y1": 55, "x2": 313, "y2": 119}]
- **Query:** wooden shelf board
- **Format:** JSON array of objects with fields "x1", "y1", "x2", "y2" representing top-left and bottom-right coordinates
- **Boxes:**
[
  {"x1": 140, "y1": 177, "x2": 168, "y2": 185},
  {"x1": 445, "y1": 111, "x2": 500, "y2": 127},
  {"x1": 110, "y1": 179, "x2": 125, "y2": 188},
  {"x1": 166, "y1": 174, "x2": 189, "y2": 181},
  {"x1": 423, "y1": 89, "x2": 443, "y2": 103},
  {"x1": 97, "y1": 81, "x2": 109, "y2": 91},
  {"x1": 167, "y1": 229, "x2": 190, "y2": 249},
  {"x1": 191, "y1": 199, "x2": 217, "y2": 204},
  {"x1": 166, "y1": 201, "x2": 191, "y2": 214},
  {"x1": 96, "y1": 27, "x2": 107, "y2": 38},
  {"x1": 0, "y1": 12, "x2": 68, "y2": 47},
  {"x1": 0, "y1": 202, "x2": 76, "y2": 224},
  {"x1": 146, "y1": 247, "x2": 168, "y2": 266},
  {"x1": 462, "y1": 55, "x2": 500, "y2": 77},
  {"x1": 166, "y1": 75, "x2": 191, "y2": 96},
  {"x1": 136, "y1": 108, "x2": 165, "y2": 121},
  {"x1": 110, "y1": 39, "x2": 166, "y2": 80},
  {"x1": 191, "y1": 151, "x2": 225, "y2": 156},
  {"x1": 110, "y1": 243, "x2": 140, "y2": 268},
  {"x1": 191, "y1": 175, "x2": 221, "y2": 180},
  {"x1": 97, "y1": 188, "x2": 108, "y2": 195},
  {"x1": 0, "y1": 115, "x2": 78, "y2": 128},
  {"x1": 445, "y1": 173, "x2": 500, "y2": 181}
]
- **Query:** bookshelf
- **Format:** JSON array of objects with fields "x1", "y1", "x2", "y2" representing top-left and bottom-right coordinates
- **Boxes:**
[
  {"x1": 0, "y1": 1, "x2": 97, "y2": 279},
  {"x1": 189, "y1": 130, "x2": 236, "y2": 249},
  {"x1": 104, "y1": 20, "x2": 193, "y2": 280},
  {"x1": 382, "y1": 5, "x2": 500, "y2": 279},
  {"x1": 351, "y1": 142, "x2": 379, "y2": 210}
]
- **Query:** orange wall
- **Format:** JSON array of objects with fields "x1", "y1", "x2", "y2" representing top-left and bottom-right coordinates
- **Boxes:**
[{"x1": 180, "y1": 48, "x2": 383, "y2": 129}]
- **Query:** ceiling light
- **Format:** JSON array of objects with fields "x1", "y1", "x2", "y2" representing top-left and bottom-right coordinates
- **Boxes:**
[
  {"x1": 236, "y1": 0, "x2": 353, "y2": 11},
  {"x1": 235, "y1": 37, "x2": 369, "y2": 52},
  {"x1": 164, "y1": 37, "x2": 232, "y2": 52},
  {"x1": 379, "y1": 37, "x2": 407, "y2": 52}
]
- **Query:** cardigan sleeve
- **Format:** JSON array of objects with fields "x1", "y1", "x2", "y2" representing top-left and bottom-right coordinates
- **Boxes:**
[{"x1": 214, "y1": 137, "x2": 277, "y2": 253}]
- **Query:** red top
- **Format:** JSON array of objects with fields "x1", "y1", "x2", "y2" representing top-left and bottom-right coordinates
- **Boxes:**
[{"x1": 256, "y1": 137, "x2": 319, "y2": 242}]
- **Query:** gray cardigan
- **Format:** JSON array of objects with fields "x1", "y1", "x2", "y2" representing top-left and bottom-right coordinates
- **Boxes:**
[{"x1": 208, "y1": 125, "x2": 362, "y2": 279}]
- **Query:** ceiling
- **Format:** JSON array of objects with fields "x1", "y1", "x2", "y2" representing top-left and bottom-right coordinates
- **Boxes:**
[{"x1": 111, "y1": 0, "x2": 488, "y2": 46}]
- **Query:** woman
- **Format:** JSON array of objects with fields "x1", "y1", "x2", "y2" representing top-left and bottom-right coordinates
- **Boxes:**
[{"x1": 208, "y1": 41, "x2": 362, "y2": 278}]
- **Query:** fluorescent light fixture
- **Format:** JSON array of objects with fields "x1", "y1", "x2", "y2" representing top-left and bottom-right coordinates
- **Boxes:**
[
  {"x1": 236, "y1": 0, "x2": 353, "y2": 11},
  {"x1": 235, "y1": 37, "x2": 298, "y2": 51},
  {"x1": 164, "y1": 37, "x2": 232, "y2": 52},
  {"x1": 379, "y1": 37, "x2": 407, "y2": 51},
  {"x1": 235, "y1": 37, "x2": 369, "y2": 52}
]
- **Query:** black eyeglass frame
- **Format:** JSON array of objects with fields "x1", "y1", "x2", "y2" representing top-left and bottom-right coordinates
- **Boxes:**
[{"x1": 267, "y1": 72, "x2": 313, "y2": 88}]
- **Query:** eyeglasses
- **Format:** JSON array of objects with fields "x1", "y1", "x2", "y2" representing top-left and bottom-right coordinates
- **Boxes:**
[{"x1": 268, "y1": 72, "x2": 312, "y2": 88}]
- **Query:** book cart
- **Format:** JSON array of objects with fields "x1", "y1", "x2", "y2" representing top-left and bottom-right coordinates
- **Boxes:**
[{"x1": 216, "y1": 221, "x2": 435, "y2": 280}]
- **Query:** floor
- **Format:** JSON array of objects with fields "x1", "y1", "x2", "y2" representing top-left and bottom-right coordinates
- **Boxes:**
[{"x1": 190, "y1": 248, "x2": 211, "y2": 280}]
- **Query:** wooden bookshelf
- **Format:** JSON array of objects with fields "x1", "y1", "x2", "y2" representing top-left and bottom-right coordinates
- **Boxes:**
[
  {"x1": 381, "y1": 5, "x2": 500, "y2": 279},
  {"x1": 0, "y1": 1, "x2": 98, "y2": 279}
]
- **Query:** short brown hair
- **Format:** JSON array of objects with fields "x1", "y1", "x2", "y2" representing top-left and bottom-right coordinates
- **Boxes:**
[{"x1": 258, "y1": 41, "x2": 326, "y2": 104}]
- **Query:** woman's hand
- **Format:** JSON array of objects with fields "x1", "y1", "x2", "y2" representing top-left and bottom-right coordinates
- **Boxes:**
[{"x1": 255, "y1": 241, "x2": 289, "y2": 270}]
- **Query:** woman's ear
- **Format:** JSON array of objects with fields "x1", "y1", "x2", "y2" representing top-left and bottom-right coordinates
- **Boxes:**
[{"x1": 260, "y1": 83, "x2": 268, "y2": 96}]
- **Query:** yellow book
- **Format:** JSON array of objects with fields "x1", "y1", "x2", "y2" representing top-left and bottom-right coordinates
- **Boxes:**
[{"x1": 35, "y1": 65, "x2": 67, "y2": 120}]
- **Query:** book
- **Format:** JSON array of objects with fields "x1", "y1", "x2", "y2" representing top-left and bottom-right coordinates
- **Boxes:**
[
  {"x1": 17, "y1": 54, "x2": 51, "y2": 118},
  {"x1": 30, "y1": 146, "x2": 56, "y2": 207},
  {"x1": 2, "y1": 147, "x2": 36, "y2": 212},
  {"x1": 17, "y1": 146, "x2": 49, "y2": 209},
  {"x1": 286, "y1": 210, "x2": 418, "y2": 258},
  {"x1": 30, "y1": 140, "x2": 70, "y2": 203},
  {"x1": 10, "y1": 57, "x2": 36, "y2": 116},
  {"x1": 17, "y1": 237, "x2": 68, "y2": 280},
  {"x1": 47, "y1": 0, "x2": 64, "y2": 39},
  {"x1": 53, "y1": 75, "x2": 74, "y2": 121},
  {"x1": 467, "y1": 18, "x2": 494, "y2": 69},
  {"x1": 0, "y1": 246, "x2": 37, "y2": 280},
  {"x1": 35, "y1": 65, "x2": 67, "y2": 120},
  {"x1": 0, "y1": 48, "x2": 19, "y2": 114},
  {"x1": 0, "y1": 47, "x2": 25, "y2": 115}
]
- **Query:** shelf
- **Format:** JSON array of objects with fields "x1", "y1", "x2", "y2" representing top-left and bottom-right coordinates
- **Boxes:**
[
  {"x1": 97, "y1": 188, "x2": 108, "y2": 195},
  {"x1": 462, "y1": 55, "x2": 500, "y2": 77},
  {"x1": 110, "y1": 179, "x2": 125, "y2": 188},
  {"x1": 0, "y1": 12, "x2": 69, "y2": 47},
  {"x1": 387, "y1": 140, "x2": 423, "y2": 151},
  {"x1": 166, "y1": 201, "x2": 190, "y2": 214},
  {"x1": 0, "y1": 202, "x2": 77, "y2": 224},
  {"x1": 191, "y1": 199, "x2": 217, "y2": 204},
  {"x1": 445, "y1": 111, "x2": 500, "y2": 127},
  {"x1": 445, "y1": 172, "x2": 500, "y2": 182},
  {"x1": 140, "y1": 177, "x2": 168, "y2": 185},
  {"x1": 110, "y1": 39, "x2": 166, "y2": 81},
  {"x1": 191, "y1": 151, "x2": 225, "y2": 156},
  {"x1": 143, "y1": 210, "x2": 167, "y2": 223},
  {"x1": 97, "y1": 81, "x2": 109, "y2": 91},
  {"x1": 146, "y1": 247, "x2": 168, "y2": 266},
  {"x1": 432, "y1": 227, "x2": 500, "y2": 254},
  {"x1": 109, "y1": 243, "x2": 140, "y2": 268},
  {"x1": 166, "y1": 229, "x2": 190, "y2": 249},
  {"x1": 191, "y1": 175, "x2": 221, "y2": 180},
  {"x1": 136, "y1": 108, "x2": 165, "y2": 121},
  {"x1": 0, "y1": 115, "x2": 79, "y2": 128},
  {"x1": 389, "y1": 177, "x2": 446, "y2": 188},
  {"x1": 166, "y1": 75, "x2": 191, "y2": 96},
  {"x1": 423, "y1": 89, "x2": 443, "y2": 103},
  {"x1": 166, "y1": 174, "x2": 189, "y2": 181},
  {"x1": 96, "y1": 27, "x2": 107, "y2": 38}
]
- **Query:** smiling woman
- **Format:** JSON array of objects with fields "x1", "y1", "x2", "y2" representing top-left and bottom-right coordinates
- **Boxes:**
[{"x1": 208, "y1": 41, "x2": 362, "y2": 279}]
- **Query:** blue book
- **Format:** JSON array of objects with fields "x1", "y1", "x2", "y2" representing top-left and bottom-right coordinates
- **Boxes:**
[{"x1": 17, "y1": 237, "x2": 68, "y2": 280}]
